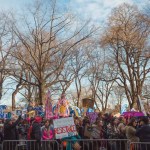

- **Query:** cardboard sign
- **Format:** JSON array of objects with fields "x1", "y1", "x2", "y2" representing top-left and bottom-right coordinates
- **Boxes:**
[
  {"x1": 28, "y1": 110, "x2": 36, "y2": 118},
  {"x1": 82, "y1": 98, "x2": 94, "y2": 108},
  {"x1": 91, "y1": 126, "x2": 100, "y2": 139},
  {"x1": 53, "y1": 117, "x2": 77, "y2": 139},
  {"x1": 86, "y1": 112, "x2": 98, "y2": 124}
]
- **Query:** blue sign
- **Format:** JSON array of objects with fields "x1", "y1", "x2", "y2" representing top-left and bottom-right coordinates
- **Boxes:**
[
  {"x1": 0, "y1": 107, "x2": 4, "y2": 118},
  {"x1": 121, "y1": 104, "x2": 128, "y2": 114},
  {"x1": 34, "y1": 106, "x2": 43, "y2": 116},
  {"x1": 16, "y1": 110, "x2": 22, "y2": 116},
  {"x1": 0, "y1": 105, "x2": 7, "y2": 109},
  {"x1": 87, "y1": 108, "x2": 94, "y2": 113}
]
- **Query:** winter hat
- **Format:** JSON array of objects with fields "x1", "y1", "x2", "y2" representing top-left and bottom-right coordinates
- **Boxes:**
[{"x1": 34, "y1": 116, "x2": 42, "y2": 123}]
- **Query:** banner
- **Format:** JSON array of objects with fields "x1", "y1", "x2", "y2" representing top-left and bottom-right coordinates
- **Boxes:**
[
  {"x1": 86, "y1": 112, "x2": 98, "y2": 124},
  {"x1": 45, "y1": 91, "x2": 53, "y2": 119},
  {"x1": 53, "y1": 117, "x2": 77, "y2": 139}
]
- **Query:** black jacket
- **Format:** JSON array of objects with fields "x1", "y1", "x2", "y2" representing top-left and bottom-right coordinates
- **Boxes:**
[
  {"x1": 0, "y1": 132, "x2": 3, "y2": 143},
  {"x1": 136, "y1": 125, "x2": 150, "y2": 142},
  {"x1": 4, "y1": 116, "x2": 21, "y2": 140},
  {"x1": 30, "y1": 121, "x2": 41, "y2": 141}
]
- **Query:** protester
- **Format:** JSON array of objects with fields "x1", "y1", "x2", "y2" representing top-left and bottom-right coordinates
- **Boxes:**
[
  {"x1": 30, "y1": 116, "x2": 42, "y2": 150},
  {"x1": 125, "y1": 118, "x2": 139, "y2": 142},
  {"x1": 3, "y1": 115, "x2": 22, "y2": 150},
  {"x1": 107, "y1": 117, "x2": 120, "y2": 139},
  {"x1": 136, "y1": 117, "x2": 150, "y2": 150},
  {"x1": 107, "y1": 118, "x2": 120, "y2": 150},
  {"x1": 0, "y1": 123, "x2": 3, "y2": 150},
  {"x1": 1, "y1": 101, "x2": 150, "y2": 150},
  {"x1": 118, "y1": 117, "x2": 126, "y2": 139},
  {"x1": 41, "y1": 119, "x2": 54, "y2": 150}
]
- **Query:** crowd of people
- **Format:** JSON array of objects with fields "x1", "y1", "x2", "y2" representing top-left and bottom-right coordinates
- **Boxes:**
[{"x1": 0, "y1": 112, "x2": 149, "y2": 150}]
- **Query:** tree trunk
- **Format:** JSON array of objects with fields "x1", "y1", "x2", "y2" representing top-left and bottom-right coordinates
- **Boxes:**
[
  {"x1": 0, "y1": 74, "x2": 3, "y2": 101},
  {"x1": 0, "y1": 83, "x2": 2, "y2": 101},
  {"x1": 12, "y1": 90, "x2": 18, "y2": 111},
  {"x1": 38, "y1": 82, "x2": 46, "y2": 105}
]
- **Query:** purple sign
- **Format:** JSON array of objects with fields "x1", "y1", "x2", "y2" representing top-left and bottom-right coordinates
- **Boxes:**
[{"x1": 86, "y1": 112, "x2": 98, "y2": 124}]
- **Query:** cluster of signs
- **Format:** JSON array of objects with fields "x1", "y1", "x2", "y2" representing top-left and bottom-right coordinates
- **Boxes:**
[{"x1": 0, "y1": 105, "x2": 45, "y2": 119}]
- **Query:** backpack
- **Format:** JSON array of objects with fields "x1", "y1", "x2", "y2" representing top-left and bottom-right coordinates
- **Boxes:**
[{"x1": 27, "y1": 125, "x2": 33, "y2": 140}]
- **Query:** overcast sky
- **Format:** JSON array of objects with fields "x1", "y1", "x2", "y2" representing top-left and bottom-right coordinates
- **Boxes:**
[{"x1": 0, "y1": 0, "x2": 149, "y2": 21}]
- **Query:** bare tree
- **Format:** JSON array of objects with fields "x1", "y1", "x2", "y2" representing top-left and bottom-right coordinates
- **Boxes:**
[
  {"x1": 0, "y1": 12, "x2": 15, "y2": 101},
  {"x1": 88, "y1": 54, "x2": 117, "y2": 111},
  {"x1": 9, "y1": 0, "x2": 96, "y2": 105},
  {"x1": 112, "y1": 84, "x2": 125, "y2": 113},
  {"x1": 100, "y1": 3, "x2": 150, "y2": 109},
  {"x1": 69, "y1": 41, "x2": 92, "y2": 107}
]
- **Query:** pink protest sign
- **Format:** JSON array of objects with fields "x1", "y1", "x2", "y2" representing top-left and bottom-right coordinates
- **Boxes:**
[
  {"x1": 86, "y1": 112, "x2": 98, "y2": 124},
  {"x1": 45, "y1": 91, "x2": 53, "y2": 119}
]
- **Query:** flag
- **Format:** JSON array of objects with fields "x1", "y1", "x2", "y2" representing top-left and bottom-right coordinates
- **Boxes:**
[
  {"x1": 45, "y1": 90, "x2": 53, "y2": 119},
  {"x1": 138, "y1": 95, "x2": 147, "y2": 116}
]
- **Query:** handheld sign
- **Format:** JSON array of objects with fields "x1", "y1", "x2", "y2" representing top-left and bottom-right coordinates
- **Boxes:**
[
  {"x1": 86, "y1": 112, "x2": 98, "y2": 124},
  {"x1": 53, "y1": 117, "x2": 77, "y2": 139},
  {"x1": 16, "y1": 110, "x2": 22, "y2": 116},
  {"x1": 0, "y1": 107, "x2": 4, "y2": 118}
]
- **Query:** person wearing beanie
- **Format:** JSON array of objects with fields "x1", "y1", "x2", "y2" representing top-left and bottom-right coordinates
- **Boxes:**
[{"x1": 30, "y1": 116, "x2": 42, "y2": 150}]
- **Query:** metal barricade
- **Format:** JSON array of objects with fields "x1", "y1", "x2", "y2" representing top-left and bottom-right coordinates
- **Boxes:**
[
  {"x1": 60, "y1": 139, "x2": 129, "y2": 150},
  {"x1": 2, "y1": 140, "x2": 59, "y2": 150},
  {"x1": 130, "y1": 142, "x2": 150, "y2": 150}
]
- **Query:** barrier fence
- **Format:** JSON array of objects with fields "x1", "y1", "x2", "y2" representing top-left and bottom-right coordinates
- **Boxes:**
[
  {"x1": 2, "y1": 140, "x2": 59, "y2": 150},
  {"x1": 1, "y1": 139, "x2": 150, "y2": 150},
  {"x1": 130, "y1": 142, "x2": 150, "y2": 150},
  {"x1": 60, "y1": 139, "x2": 129, "y2": 150}
]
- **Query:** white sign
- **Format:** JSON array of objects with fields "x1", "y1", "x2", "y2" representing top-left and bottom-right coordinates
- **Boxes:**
[
  {"x1": 53, "y1": 117, "x2": 77, "y2": 139},
  {"x1": 16, "y1": 110, "x2": 22, "y2": 116},
  {"x1": 91, "y1": 127, "x2": 100, "y2": 139}
]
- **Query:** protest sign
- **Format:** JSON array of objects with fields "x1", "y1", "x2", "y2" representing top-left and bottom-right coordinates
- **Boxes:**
[
  {"x1": 34, "y1": 106, "x2": 43, "y2": 116},
  {"x1": 86, "y1": 112, "x2": 98, "y2": 124},
  {"x1": 121, "y1": 104, "x2": 127, "y2": 114},
  {"x1": 91, "y1": 126, "x2": 100, "y2": 139},
  {"x1": 0, "y1": 105, "x2": 7, "y2": 118},
  {"x1": 82, "y1": 98, "x2": 94, "y2": 108},
  {"x1": 7, "y1": 112, "x2": 11, "y2": 119},
  {"x1": 45, "y1": 91, "x2": 53, "y2": 119},
  {"x1": 16, "y1": 110, "x2": 22, "y2": 116},
  {"x1": 53, "y1": 117, "x2": 77, "y2": 139},
  {"x1": 0, "y1": 107, "x2": 4, "y2": 118},
  {"x1": 28, "y1": 110, "x2": 36, "y2": 118}
]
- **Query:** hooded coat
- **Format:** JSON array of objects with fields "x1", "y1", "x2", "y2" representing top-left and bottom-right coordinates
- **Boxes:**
[
  {"x1": 30, "y1": 116, "x2": 42, "y2": 141},
  {"x1": 4, "y1": 116, "x2": 21, "y2": 140}
]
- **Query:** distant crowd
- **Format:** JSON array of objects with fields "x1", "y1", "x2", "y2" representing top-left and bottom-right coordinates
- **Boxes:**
[{"x1": 0, "y1": 112, "x2": 150, "y2": 150}]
